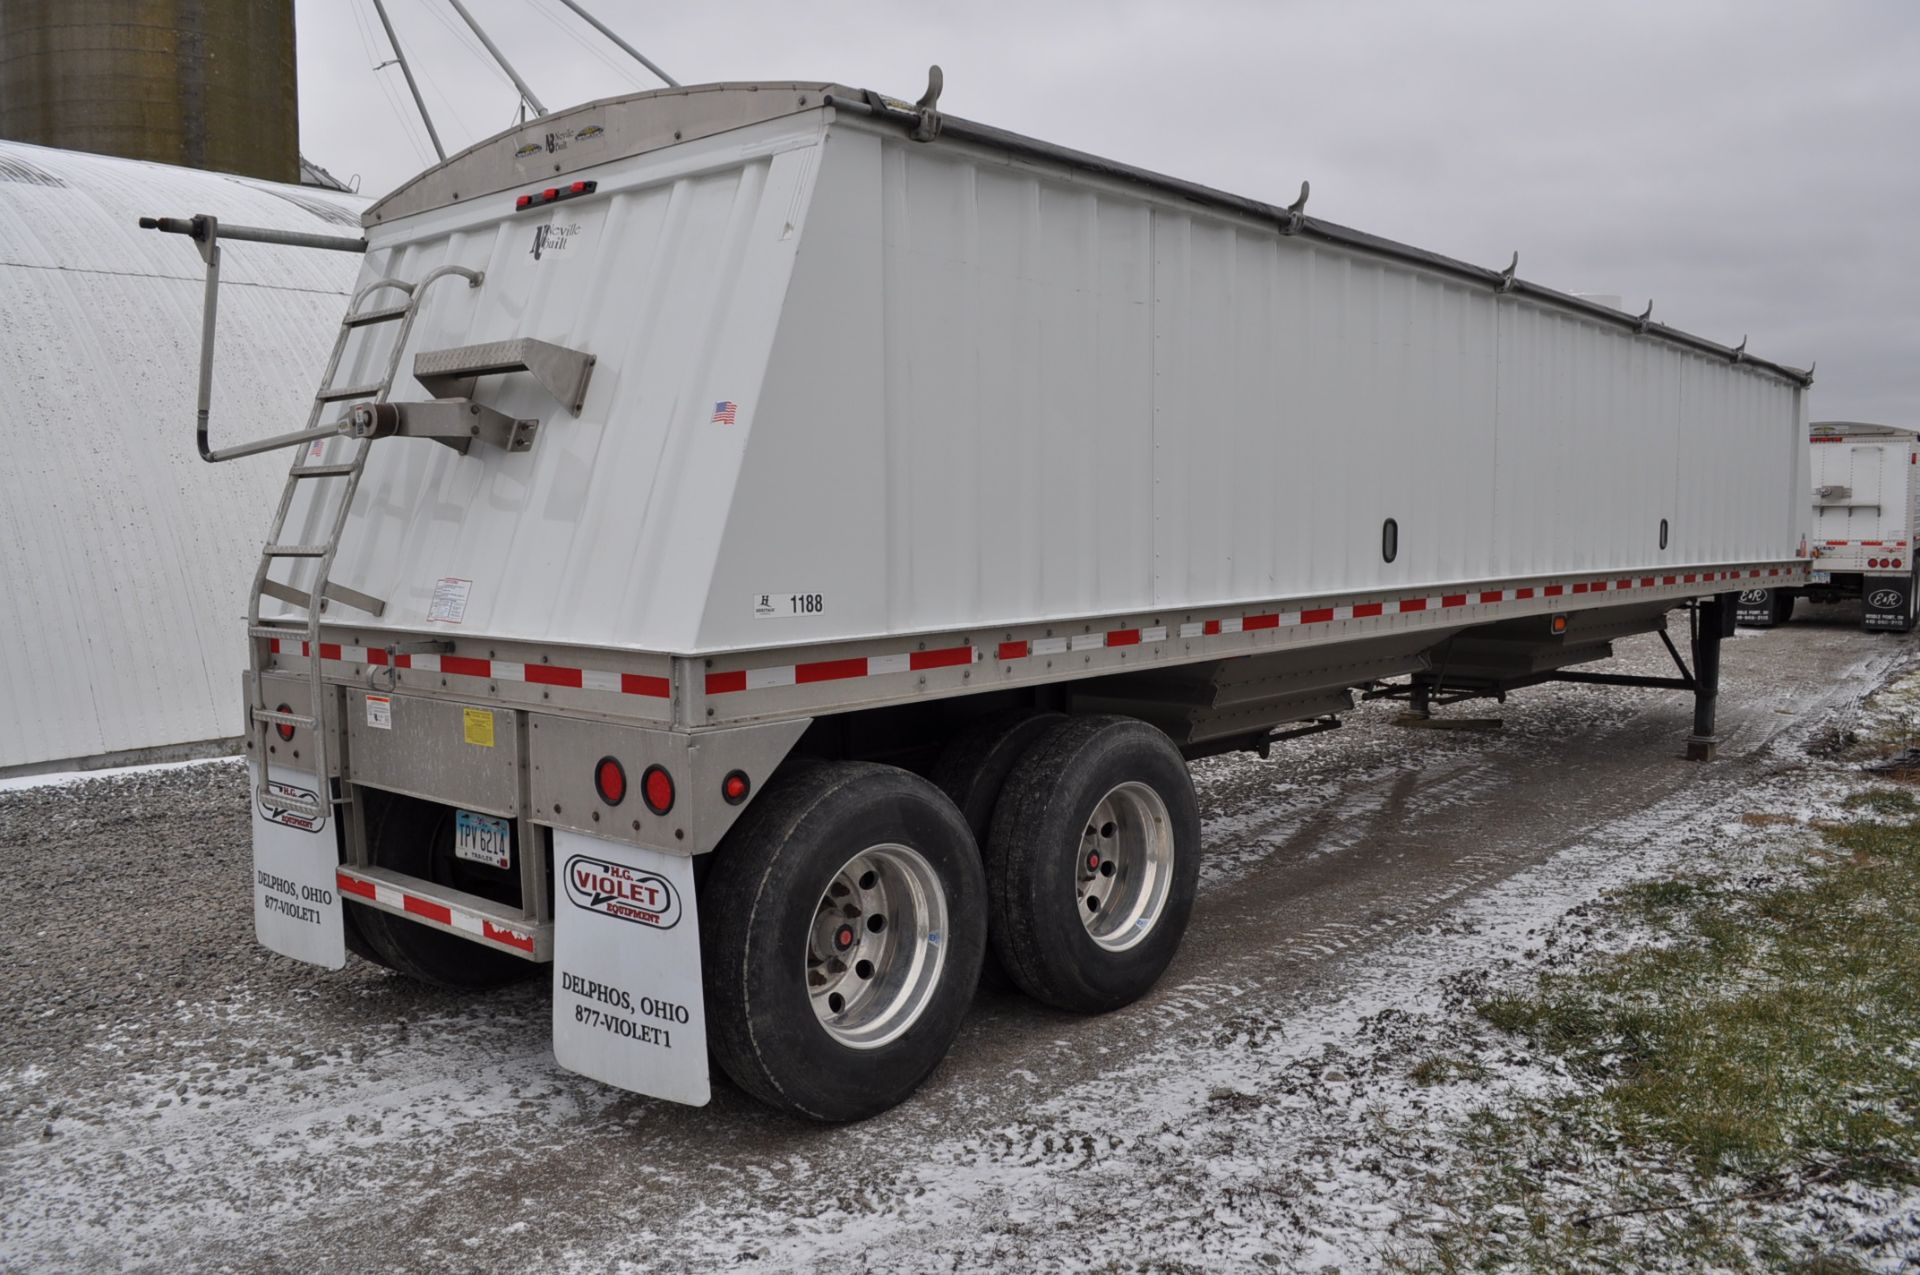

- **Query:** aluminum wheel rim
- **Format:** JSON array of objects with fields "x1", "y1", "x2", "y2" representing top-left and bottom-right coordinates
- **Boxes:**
[
  {"x1": 807, "y1": 843, "x2": 948, "y2": 1050},
  {"x1": 1076, "y1": 781, "x2": 1174, "y2": 952}
]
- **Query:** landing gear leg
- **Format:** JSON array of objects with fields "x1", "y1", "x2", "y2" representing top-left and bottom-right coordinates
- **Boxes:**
[{"x1": 1686, "y1": 594, "x2": 1732, "y2": 761}]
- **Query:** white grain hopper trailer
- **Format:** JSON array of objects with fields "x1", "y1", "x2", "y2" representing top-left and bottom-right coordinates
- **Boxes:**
[
  {"x1": 143, "y1": 78, "x2": 1813, "y2": 1121},
  {"x1": 1736, "y1": 421, "x2": 1919, "y2": 632}
]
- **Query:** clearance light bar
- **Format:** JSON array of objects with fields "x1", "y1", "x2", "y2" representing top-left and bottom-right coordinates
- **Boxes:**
[{"x1": 514, "y1": 180, "x2": 597, "y2": 212}]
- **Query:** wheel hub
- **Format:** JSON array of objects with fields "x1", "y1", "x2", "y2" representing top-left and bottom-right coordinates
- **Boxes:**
[
  {"x1": 806, "y1": 843, "x2": 948, "y2": 1049},
  {"x1": 1075, "y1": 781, "x2": 1174, "y2": 952}
]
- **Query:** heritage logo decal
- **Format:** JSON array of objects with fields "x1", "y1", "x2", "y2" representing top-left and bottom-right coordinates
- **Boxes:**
[
  {"x1": 564, "y1": 854, "x2": 681, "y2": 929},
  {"x1": 259, "y1": 778, "x2": 322, "y2": 833}
]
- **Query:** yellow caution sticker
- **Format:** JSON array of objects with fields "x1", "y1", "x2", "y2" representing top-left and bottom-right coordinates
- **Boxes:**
[{"x1": 463, "y1": 707, "x2": 496, "y2": 748}]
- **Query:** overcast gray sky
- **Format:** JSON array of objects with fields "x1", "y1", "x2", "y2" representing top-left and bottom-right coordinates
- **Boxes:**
[{"x1": 295, "y1": 0, "x2": 1918, "y2": 423}]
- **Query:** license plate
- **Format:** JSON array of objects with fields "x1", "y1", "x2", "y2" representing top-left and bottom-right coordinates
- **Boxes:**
[
  {"x1": 1811, "y1": 570, "x2": 1832, "y2": 584},
  {"x1": 454, "y1": 810, "x2": 512, "y2": 869}
]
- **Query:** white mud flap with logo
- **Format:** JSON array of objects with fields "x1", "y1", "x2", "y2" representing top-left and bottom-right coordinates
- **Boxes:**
[
  {"x1": 248, "y1": 764, "x2": 346, "y2": 970},
  {"x1": 551, "y1": 829, "x2": 709, "y2": 1106}
]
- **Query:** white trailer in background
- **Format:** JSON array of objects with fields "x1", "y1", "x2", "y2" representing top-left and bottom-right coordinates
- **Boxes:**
[
  {"x1": 1736, "y1": 421, "x2": 1919, "y2": 633},
  {"x1": 144, "y1": 77, "x2": 1813, "y2": 1121}
]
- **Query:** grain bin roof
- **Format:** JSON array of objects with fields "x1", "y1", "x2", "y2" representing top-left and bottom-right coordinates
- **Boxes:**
[{"x1": 0, "y1": 139, "x2": 366, "y2": 774}]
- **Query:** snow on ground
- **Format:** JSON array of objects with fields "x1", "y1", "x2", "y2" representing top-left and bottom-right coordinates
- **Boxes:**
[
  {"x1": 2, "y1": 623, "x2": 1914, "y2": 1272},
  {"x1": 631, "y1": 764, "x2": 1895, "y2": 1271},
  {"x1": 0, "y1": 754, "x2": 238, "y2": 794}
]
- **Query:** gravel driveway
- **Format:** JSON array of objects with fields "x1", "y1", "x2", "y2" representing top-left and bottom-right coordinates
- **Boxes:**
[{"x1": 0, "y1": 613, "x2": 1904, "y2": 1272}]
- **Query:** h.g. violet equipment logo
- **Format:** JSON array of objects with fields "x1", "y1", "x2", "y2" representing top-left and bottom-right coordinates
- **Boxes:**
[{"x1": 563, "y1": 855, "x2": 681, "y2": 928}]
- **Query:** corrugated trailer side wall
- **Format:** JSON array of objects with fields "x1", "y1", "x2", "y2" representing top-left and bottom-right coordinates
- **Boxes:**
[
  {"x1": 699, "y1": 121, "x2": 1805, "y2": 650},
  {"x1": 284, "y1": 123, "x2": 825, "y2": 651}
]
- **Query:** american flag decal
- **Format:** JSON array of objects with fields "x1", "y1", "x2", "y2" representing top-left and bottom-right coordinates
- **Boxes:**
[{"x1": 711, "y1": 400, "x2": 738, "y2": 425}]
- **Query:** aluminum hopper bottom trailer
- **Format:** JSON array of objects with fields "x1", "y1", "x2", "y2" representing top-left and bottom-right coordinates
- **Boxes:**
[
  {"x1": 1736, "y1": 421, "x2": 1920, "y2": 633},
  {"x1": 144, "y1": 77, "x2": 1813, "y2": 1121}
]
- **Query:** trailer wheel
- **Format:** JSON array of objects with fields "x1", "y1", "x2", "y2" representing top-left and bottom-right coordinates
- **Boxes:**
[
  {"x1": 348, "y1": 791, "x2": 534, "y2": 990},
  {"x1": 701, "y1": 762, "x2": 987, "y2": 1122},
  {"x1": 986, "y1": 716, "x2": 1200, "y2": 1013},
  {"x1": 342, "y1": 903, "x2": 389, "y2": 969},
  {"x1": 931, "y1": 709, "x2": 1066, "y2": 989},
  {"x1": 1772, "y1": 590, "x2": 1796, "y2": 626}
]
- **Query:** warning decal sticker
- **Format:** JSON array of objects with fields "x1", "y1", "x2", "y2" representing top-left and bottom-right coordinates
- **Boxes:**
[
  {"x1": 463, "y1": 707, "x2": 496, "y2": 748},
  {"x1": 428, "y1": 577, "x2": 472, "y2": 623}
]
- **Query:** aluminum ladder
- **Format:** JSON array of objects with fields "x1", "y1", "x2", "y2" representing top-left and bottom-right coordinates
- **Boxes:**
[
  {"x1": 142, "y1": 208, "x2": 486, "y2": 830},
  {"x1": 242, "y1": 264, "x2": 486, "y2": 827}
]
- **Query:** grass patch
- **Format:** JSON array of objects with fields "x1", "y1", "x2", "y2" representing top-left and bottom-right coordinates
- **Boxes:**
[
  {"x1": 1409, "y1": 1053, "x2": 1491, "y2": 1087},
  {"x1": 1842, "y1": 788, "x2": 1920, "y2": 817},
  {"x1": 1401, "y1": 809, "x2": 1920, "y2": 1271}
]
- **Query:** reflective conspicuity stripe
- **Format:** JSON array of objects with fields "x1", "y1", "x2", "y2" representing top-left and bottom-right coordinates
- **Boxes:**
[
  {"x1": 705, "y1": 644, "x2": 978, "y2": 696},
  {"x1": 268, "y1": 641, "x2": 670, "y2": 699},
  {"x1": 704, "y1": 566, "x2": 1797, "y2": 692},
  {"x1": 336, "y1": 870, "x2": 536, "y2": 954}
]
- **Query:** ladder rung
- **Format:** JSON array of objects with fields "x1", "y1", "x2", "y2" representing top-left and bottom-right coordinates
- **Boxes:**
[
  {"x1": 248, "y1": 623, "x2": 308, "y2": 640},
  {"x1": 265, "y1": 793, "x2": 327, "y2": 821},
  {"x1": 291, "y1": 463, "x2": 358, "y2": 477},
  {"x1": 258, "y1": 578, "x2": 387, "y2": 618},
  {"x1": 315, "y1": 384, "x2": 383, "y2": 403},
  {"x1": 344, "y1": 304, "x2": 411, "y2": 328},
  {"x1": 265, "y1": 543, "x2": 328, "y2": 557},
  {"x1": 253, "y1": 708, "x2": 317, "y2": 729}
]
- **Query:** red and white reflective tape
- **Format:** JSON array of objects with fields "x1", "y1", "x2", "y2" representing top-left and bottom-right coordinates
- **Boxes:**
[
  {"x1": 268, "y1": 639, "x2": 669, "y2": 699},
  {"x1": 278, "y1": 567, "x2": 1796, "y2": 703},
  {"x1": 336, "y1": 869, "x2": 536, "y2": 954},
  {"x1": 711, "y1": 568, "x2": 1790, "y2": 691},
  {"x1": 704, "y1": 644, "x2": 976, "y2": 695},
  {"x1": 1820, "y1": 539, "x2": 1907, "y2": 548}
]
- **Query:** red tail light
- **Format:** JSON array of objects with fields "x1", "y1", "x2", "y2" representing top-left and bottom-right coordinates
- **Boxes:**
[
  {"x1": 274, "y1": 704, "x2": 296, "y2": 742},
  {"x1": 641, "y1": 765, "x2": 675, "y2": 816},
  {"x1": 510, "y1": 180, "x2": 595, "y2": 212},
  {"x1": 594, "y1": 756, "x2": 626, "y2": 806},
  {"x1": 721, "y1": 770, "x2": 751, "y2": 805}
]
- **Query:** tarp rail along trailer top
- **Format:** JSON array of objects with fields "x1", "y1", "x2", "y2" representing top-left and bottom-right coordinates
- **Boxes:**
[
  {"x1": 143, "y1": 75, "x2": 1813, "y2": 1121},
  {"x1": 1736, "y1": 421, "x2": 1919, "y2": 633}
]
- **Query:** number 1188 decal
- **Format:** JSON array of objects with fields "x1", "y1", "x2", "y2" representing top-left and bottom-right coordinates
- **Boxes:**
[{"x1": 752, "y1": 591, "x2": 826, "y2": 619}]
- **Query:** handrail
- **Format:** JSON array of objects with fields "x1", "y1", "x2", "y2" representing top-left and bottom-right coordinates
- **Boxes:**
[{"x1": 139, "y1": 214, "x2": 368, "y2": 462}]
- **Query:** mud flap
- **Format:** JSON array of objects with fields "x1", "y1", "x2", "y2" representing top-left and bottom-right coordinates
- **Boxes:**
[
  {"x1": 1864, "y1": 578, "x2": 1913, "y2": 632},
  {"x1": 1734, "y1": 588, "x2": 1775, "y2": 628},
  {"x1": 551, "y1": 829, "x2": 710, "y2": 1106},
  {"x1": 248, "y1": 764, "x2": 346, "y2": 970}
]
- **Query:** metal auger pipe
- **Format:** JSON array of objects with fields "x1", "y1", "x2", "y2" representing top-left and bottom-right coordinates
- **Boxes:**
[
  {"x1": 447, "y1": 0, "x2": 548, "y2": 117},
  {"x1": 551, "y1": 0, "x2": 680, "y2": 87}
]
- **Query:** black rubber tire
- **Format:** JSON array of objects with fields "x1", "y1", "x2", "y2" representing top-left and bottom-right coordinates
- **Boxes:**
[
  {"x1": 342, "y1": 901, "x2": 389, "y2": 968},
  {"x1": 701, "y1": 761, "x2": 987, "y2": 1122},
  {"x1": 349, "y1": 792, "x2": 535, "y2": 990},
  {"x1": 986, "y1": 715, "x2": 1201, "y2": 1014},
  {"x1": 1772, "y1": 589, "x2": 1796, "y2": 626},
  {"x1": 930, "y1": 709, "x2": 1066, "y2": 989}
]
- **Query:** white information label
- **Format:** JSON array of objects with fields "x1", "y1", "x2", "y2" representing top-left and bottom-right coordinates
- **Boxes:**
[
  {"x1": 752, "y1": 591, "x2": 826, "y2": 619},
  {"x1": 428, "y1": 577, "x2": 472, "y2": 623},
  {"x1": 365, "y1": 693, "x2": 392, "y2": 730},
  {"x1": 551, "y1": 830, "x2": 709, "y2": 1106},
  {"x1": 248, "y1": 764, "x2": 345, "y2": 971}
]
